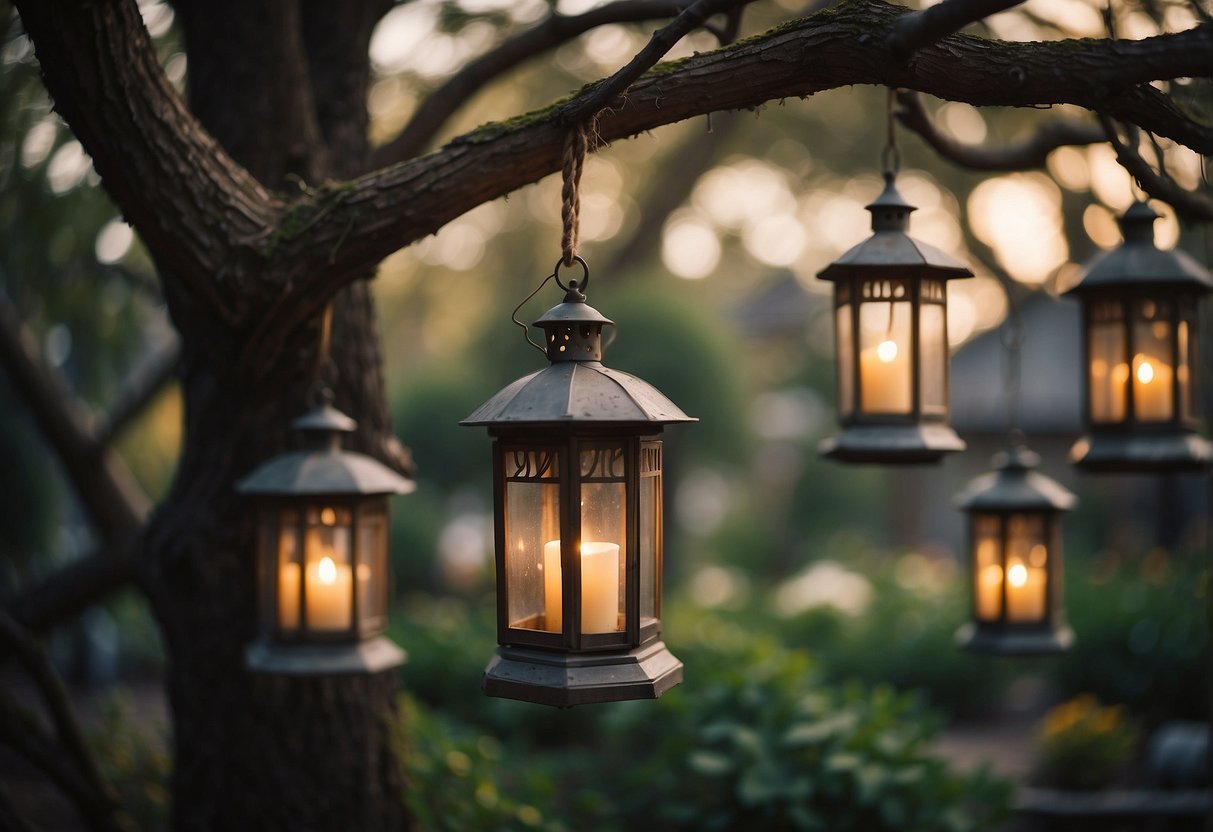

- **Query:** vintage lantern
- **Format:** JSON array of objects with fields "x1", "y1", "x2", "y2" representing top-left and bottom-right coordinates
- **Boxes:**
[
  {"x1": 462, "y1": 261, "x2": 695, "y2": 706},
  {"x1": 237, "y1": 403, "x2": 414, "y2": 674},
  {"x1": 817, "y1": 172, "x2": 973, "y2": 463},
  {"x1": 1063, "y1": 201, "x2": 1213, "y2": 471},
  {"x1": 954, "y1": 445, "x2": 1076, "y2": 655}
]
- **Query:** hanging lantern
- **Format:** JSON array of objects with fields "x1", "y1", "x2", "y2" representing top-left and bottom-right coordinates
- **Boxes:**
[
  {"x1": 954, "y1": 445, "x2": 1076, "y2": 655},
  {"x1": 461, "y1": 262, "x2": 695, "y2": 706},
  {"x1": 817, "y1": 173, "x2": 973, "y2": 463},
  {"x1": 237, "y1": 404, "x2": 414, "y2": 674},
  {"x1": 1063, "y1": 201, "x2": 1213, "y2": 471}
]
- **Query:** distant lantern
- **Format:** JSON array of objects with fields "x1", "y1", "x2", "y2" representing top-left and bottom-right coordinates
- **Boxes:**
[
  {"x1": 462, "y1": 261, "x2": 695, "y2": 706},
  {"x1": 955, "y1": 445, "x2": 1076, "y2": 655},
  {"x1": 817, "y1": 173, "x2": 972, "y2": 463},
  {"x1": 237, "y1": 404, "x2": 414, "y2": 674},
  {"x1": 1063, "y1": 201, "x2": 1213, "y2": 471}
]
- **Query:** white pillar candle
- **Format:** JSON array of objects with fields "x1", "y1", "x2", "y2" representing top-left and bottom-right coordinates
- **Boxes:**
[
  {"x1": 305, "y1": 556, "x2": 353, "y2": 631},
  {"x1": 543, "y1": 540, "x2": 620, "y2": 633},
  {"x1": 1132, "y1": 354, "x2": 1172, "y2": 421},
  {"x1": 860, "y1": 338, "x2": 912, "y2": 413},
  {"x1": 975, "y1": 562, "x2": 1002, "y2": 621},
  {"x1": 1005, "y1": 561, "x2": 1046, "y2": 622}
]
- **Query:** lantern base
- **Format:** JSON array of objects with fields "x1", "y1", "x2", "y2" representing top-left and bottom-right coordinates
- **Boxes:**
[
  {"x1": 955, "y1": 622, "x2": 1073, "y2": 656},
  {"x1": 1069, "y1": 432, "x2": 1212, "y2": 473},
  {"x1": 482, "y1": 640, "x2": 683, "y2": 707},
  {"x1": 245, "y1": 635, "x2": 406, "y2": 675},
  {"x1": 819, "y1": 423, "x2": 965, "y2": 464}
]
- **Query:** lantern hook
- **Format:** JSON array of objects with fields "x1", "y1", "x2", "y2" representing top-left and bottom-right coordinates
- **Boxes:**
[
  {"x1": 511, "y1": 272, "x2": 556, "y2": 356},
  {"x1": 553, "y1": 255, "x2": 591, "y2": 298}
]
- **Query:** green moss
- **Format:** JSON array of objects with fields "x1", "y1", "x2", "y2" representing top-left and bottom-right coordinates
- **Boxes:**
[{"x1": 261, "y1": 179, "x2": 359, "y2": 260}]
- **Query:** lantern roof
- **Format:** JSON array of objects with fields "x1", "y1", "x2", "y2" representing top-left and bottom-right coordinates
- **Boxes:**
[
  {"x1": 461, "y1": 361, "x2": 695, "y2": 427},
  {"x1": 237, "y1": 404, "x2": 415, "y2": 497},
  {"x1": 955, "y1": 445, "x2": 1076, "y2": 513},
  {"x1": 463, "y1": 283, "x2": 695, "y2": 427},
  {"x1": 1064, "y1": 201, "x2": 1213, "y2": 294},
  {"x1": 817, "y1": 173, "x2": 973, "y2": 282}
]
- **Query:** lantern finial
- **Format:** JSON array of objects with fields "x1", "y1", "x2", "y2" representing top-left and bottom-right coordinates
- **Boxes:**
[
  {"x1": 1118, "y1": 200, "x2": 1159, "y2": 244},
  {"x1": 866, "y1": 171, "x2": 916, "y2": 233}
]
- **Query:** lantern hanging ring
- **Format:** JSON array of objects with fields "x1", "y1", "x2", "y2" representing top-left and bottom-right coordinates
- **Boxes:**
[{"x1": 553, "y1": 254, "x2": 591, "y2": 297}]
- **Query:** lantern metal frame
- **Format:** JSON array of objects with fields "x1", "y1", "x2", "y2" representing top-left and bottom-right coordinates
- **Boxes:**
[
  {"x1": 817, "y1": 173, "x2": 973, "y2": 464},
  {"x1": 237, "y1": 403, "x2": 414, "y2": 675},
  {"x1": 954, "y1": 445, "x2": 1076, "y2": 655},
  {"x1": 462, "y1": 263, "x2": 695, "y2": 706},
  {"x1": 1063, "y1": 201, "x2": 1213, "y2": 472}
]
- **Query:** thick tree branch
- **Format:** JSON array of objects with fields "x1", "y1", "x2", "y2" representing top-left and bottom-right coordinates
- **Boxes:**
[
  {"x1": 896, "y1": 90, "x2": 1105, "y2": 170},
  {"x1": 253, "y1": 0, "x2": 1213, "y2": 348},
  {"x1": 0, "y1": 293, "x2": 150, "y2": 543},
  {"x1": 1101, "y1": 116, "x2": 1213, "y2": 221},
  {"x1": 7, "y1": 546, "x2": 135, "y2": 634},
  {"x1": 374, "y1": 0, "x2": 707, "y2": 165},
  {"x1": 13, "y1": 0, "x2": 281, "y2": 321},
  {"x1": 888, "y1": 0, "x2": 1024, "y2": 59}
]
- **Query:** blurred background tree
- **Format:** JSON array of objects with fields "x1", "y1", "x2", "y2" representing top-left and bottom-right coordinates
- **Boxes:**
[{"x1": 1, "y1": 0, "x2": 1209, "y2": 829}]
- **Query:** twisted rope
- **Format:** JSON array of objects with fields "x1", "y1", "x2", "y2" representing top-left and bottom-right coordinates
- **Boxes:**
[{"x1": 560, "y1": 123, "x2": 590, "y2": 267}]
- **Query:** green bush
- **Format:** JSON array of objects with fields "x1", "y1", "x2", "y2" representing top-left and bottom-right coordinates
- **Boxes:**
[
  {"x1": 89, "y1": 693, "x2": 171, "y2": 832},
  {"x1": 1032, "y1": 694, "x2": 1139, "y2": 790}
]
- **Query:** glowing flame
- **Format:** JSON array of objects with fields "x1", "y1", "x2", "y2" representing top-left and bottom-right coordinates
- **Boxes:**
[
  {"x1": 320, "y1": 506, "x2": 336, "y2": 525},
  {"x1": 1007, "y1": 563, "x2": 1028, "y2": 588},
  {"x1": 1136, "y1": 361, "x2": 1155, "y2": 384},
  {"x1": 876, "y1": 340, "x2": 899, "y2": 363},
  {"x1": 318, "y1": 556, "x2": 337, "y2": 585}
]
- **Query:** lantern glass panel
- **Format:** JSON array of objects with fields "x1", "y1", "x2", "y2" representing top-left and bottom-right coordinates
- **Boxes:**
[
  {"x1": 275, "y1": 508, "x2": 302, "y2": 634},
  {"x1": 579, "y1": 445, "x2": 626, "y2": 634},
  {"x1": 972, "y1": 514, "x2": 1001, "y2": 622},
  {"x1": 1089, "y1": 298, "x2": 1128, "y2": 423},
  {"x1": 859, "y1": 281, "x2": 912, "y2": 414},
  {"x1": 1131, "y1": 298, "x2": 1174, "y2": 422},
  {"x1": 919, "y1": 283, "x2": 947, "y2": 414},
  {"x1": 357, "y1": 501, "x2": 388, "y2": 634},
  {"x1": 1179, "y1": 309, "x2": 1196, "y2": 421},
  {"x1": 503, "y1": 447, "x2": 560, "y2": 632},
  {"x1": 302, "y1": 505, "x2": 353, "y2": 633},
  {"x1": 836, "y1": 294, "x2": 854, "y2": 418},
  {"x1": 1005, "y1": 513, "x2": 1048, "y2": 623},
  {"x1": 639, "y1": 441, "x2": 662, "y2": 624}
]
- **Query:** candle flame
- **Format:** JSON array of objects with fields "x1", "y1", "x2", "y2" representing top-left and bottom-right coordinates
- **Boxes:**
[
  {"x1": 876, "y1": 339, "x2": 898, "y2": 363},
  {"x1": 1136, "y1": 360, "x2": 1154, "y2": 385},
  {"x1": 318, "y1": 556, "x2": 337, "y2": 585},
  {"x1": 320, "y1": 506, "x2": 337, "y2": 526},
  {"x1": 1007, "y1": 563, "x2": 1028, "y2": 588}
]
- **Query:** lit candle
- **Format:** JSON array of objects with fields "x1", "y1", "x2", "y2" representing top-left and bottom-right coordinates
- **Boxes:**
[
  {"x1": 278, "y1": 561, "x2": 300, "y2": 630},
  {"x1": 860, "y1": 338, "x2": 911, "y2": 412},
  {"x1": 1132, "y1": 354, "x2": 1172, "y2": 421},
  {"x1": 975, "y1": 563, "x2": 1002, "y2": 621},
  {"x1": 303, "y1": 556, "x2": 353, "y2": 631},
  {"x1": 543, "y1": 540, "x2": 620, "y2": 633},
  {"x1": 1005, "y1": 560, "x2": 1046, "y2": 622}
]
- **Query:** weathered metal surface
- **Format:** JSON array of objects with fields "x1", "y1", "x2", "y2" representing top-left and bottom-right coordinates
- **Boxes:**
[
  {"x1": 955, "y1": 446, "x2": 1077, "y2": 512},
  {"x1": 818, "y1": 423, "x2": 965, "y2": 464},
  {"x1": 1069, "y1": 430, "x2": 1213, "y2": 472},
  {"x1": 954, "y1": 621, "x2": 1074, "y2": 656},
  {"x1": 482, "y1": 640, "x2": 683, "y2": 707},
  {"x1": 244, "y1": 635, "x2": 405, "y2": 675}
]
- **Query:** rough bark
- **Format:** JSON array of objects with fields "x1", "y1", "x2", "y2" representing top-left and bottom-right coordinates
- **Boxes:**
[{"x1": 7, "y1": 0, "x2": 1213, "y2": 827}]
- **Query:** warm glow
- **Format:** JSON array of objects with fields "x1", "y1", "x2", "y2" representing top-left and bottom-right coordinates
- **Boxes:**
[
  {"x1": 320, "y1": 506, "x2": 337, "y2": 526},
  {"x1": 876, "y1": 339, "x2": 899, "y2": 362},
  {"x1": 1007, "y1": 563, "x2": 1028, "y2": 588},
  {"x1": 1136, "y1": 360, "x2": 1155, "y2": 385},
  {"x1": 318, "y1": 556, "x2": 337, "y2": 585}
]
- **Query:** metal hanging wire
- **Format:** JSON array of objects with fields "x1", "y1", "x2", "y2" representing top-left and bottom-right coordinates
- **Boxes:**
[
  {"x1": 309, "y1": 301, "x2": 336, "y2": 406},
  {"x1": 998, "y1": 276, "x2": 1026, "y2": 446},
  {"x1": 882, "y1": 87, "x2": 902, "y2": 177}
]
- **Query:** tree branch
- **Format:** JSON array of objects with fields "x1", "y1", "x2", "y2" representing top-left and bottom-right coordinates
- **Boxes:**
[
  {"x1": 373, "y1": 0, "x2": 707, "y2": 165},
  {"x1": 0, "y1": 292, "x2": 149, "y2": 542},
  {"x1": 6, "y1": 546, "x2": 135, "y2": 634},
  {"x1": 1101, "y1": 116, "x2": 1213, "y2": 221},
  {"x1": 888, "y1": 0, "x2": 1024, "y2": 59},
  {"x1": 559, "y1": 0, "x2": 755, "y2": 125},
  {"x1": 13, "y1": 0, "x2": 281, "y2": 322},
  {"x1": 895, "y1": 89, "x2": 1105, "y2": 170},
  {"x1": 0, "y1": 608, "x2": 122, "y2": 832},
  {"x1": 91, "y1": 338, "x2": 181, "y2": 452}
]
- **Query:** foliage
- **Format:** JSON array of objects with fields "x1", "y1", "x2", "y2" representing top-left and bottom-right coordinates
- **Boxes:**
[
  {"x1": 89, "y1": 693, "x2": 171, "y2": 832},
  {"x1": 1032, "y1": 694, "x2": 1139, "y2": 790}
]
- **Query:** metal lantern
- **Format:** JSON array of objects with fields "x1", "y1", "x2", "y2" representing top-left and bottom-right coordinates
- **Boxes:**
[
  {"x1": 817, "y1": 173, "x2": 972, "y2": 463},
  {"x1": 1063, "y1": 201, "x2": 1213, "y2": 471},
  {"x1": 954, "y1": 445, "x2": 1077, "y2": 655},
  {"x1": 237, "y1": 404, "x2": 414, "y2": 674},
  {"x1": 461, "y1": 266, "x2": 695, "y2": 706}
]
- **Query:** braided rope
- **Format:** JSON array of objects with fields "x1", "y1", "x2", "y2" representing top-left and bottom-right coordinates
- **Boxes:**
[{"x1": 560, "y1": 124, "x2": 590, "y2": 267}]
